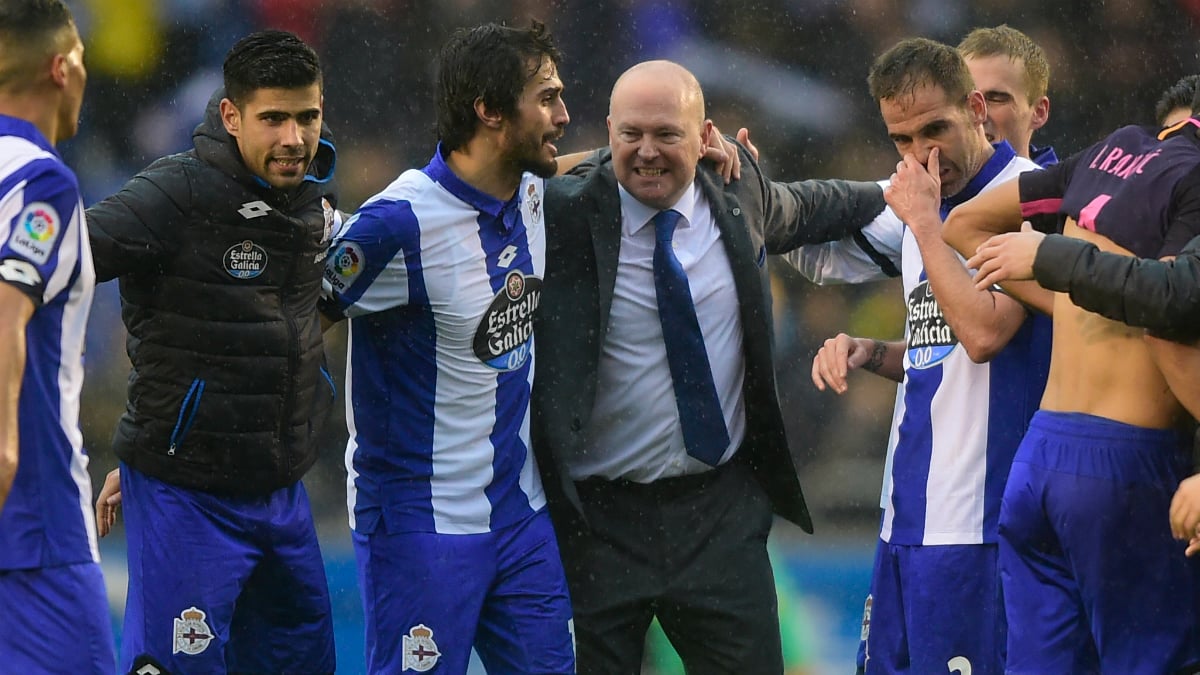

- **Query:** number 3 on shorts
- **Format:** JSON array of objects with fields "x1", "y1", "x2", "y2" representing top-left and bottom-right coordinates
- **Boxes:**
[{"x1": 947, "y1": 656, "x2": 972, "y2": 675}]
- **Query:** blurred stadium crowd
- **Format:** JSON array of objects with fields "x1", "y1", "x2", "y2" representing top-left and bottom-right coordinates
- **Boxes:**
[{"x1": 68, "y1": 0, "x2": 1200, "y2": 538}]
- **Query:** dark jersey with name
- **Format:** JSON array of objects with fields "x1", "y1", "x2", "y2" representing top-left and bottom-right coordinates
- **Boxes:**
[{"x1": 1019, "y1": 121, "x2": 1200, "y2": 260}]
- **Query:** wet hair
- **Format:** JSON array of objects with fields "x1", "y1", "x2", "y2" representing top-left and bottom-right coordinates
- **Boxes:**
[
  {"x1": 868, "y1": 37, "x2": 975, "y2": 108},
  {"x1": 1154, "y1": 74, "x2": 1200, "y2": 124},
  {"x1": 957, "y1": 24, "x2": 1050, "y2": 103},
  {"x1": 0, "y1": 0, "x2": 75, "y2": 91},
  {"x1": 436, "y1": 20, "x2": 561, "y2": 152},
  {"x1": 223, "y1": 30, "x2": 322, "y2": 106}
]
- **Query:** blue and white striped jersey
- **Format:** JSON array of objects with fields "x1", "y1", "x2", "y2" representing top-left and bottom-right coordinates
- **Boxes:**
[
  {"x1": 0, "y1": 115, "x2": 98, "y2": 570},
  {"x1": 788, "y1": 142, "x2": 1051, "y2": 545},
  {"x1": 324, "y1": 147, "x2": 546, "y2": 536}
]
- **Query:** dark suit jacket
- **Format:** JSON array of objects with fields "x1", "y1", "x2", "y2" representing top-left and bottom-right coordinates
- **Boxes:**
[{"x1": 531, "y1": 145, "x2": 886, "y2": 535}]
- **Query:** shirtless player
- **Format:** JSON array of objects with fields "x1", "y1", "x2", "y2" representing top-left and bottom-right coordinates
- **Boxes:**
[{"x1": 943, "y1": 119, "x2": 1200, "y2": 674}]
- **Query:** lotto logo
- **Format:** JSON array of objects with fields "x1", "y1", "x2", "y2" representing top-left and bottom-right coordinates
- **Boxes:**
[{"x1": 237, "y1": 200, "x2": 272, "y2": 219}]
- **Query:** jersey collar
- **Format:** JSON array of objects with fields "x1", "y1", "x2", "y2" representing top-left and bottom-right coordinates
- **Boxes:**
[
  {"x1": 424, "y1": 143, "x2": 521, "y2": 227},
  {"x1": 0, "y1": 114, "x2": 58, "y2": 156},
  {"x1": 940, "y1": 140, "x2": 1015, "y2": 219}
]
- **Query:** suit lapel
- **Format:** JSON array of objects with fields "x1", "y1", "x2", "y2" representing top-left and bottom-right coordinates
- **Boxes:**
[
  {"x1": 696, "y1": 168, "x2": 769, "y2": 336},
  {"x1": 592, "y1": 168, "x2": 623, "y2": 340}
]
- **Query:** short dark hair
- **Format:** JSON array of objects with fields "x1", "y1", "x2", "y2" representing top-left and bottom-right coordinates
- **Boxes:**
[
  {"x1": 957, "y1": 25, "x2": 1050, "y2": 103},
  {"x1": 436, "y1": 20, "x2": 561, "y2": 152},
  {"x1": 1154, "y1": 74, "x2": 1200, "y2": 124},
  {"x1": 223, "y1": 30, "x2": 322, "y2": 106},
  {"x1": 0, "y1": 0, "x2": 74, "y2": 91},
  {"x1": 868, "y1": 37, "x2": 974, "y2": 108}
]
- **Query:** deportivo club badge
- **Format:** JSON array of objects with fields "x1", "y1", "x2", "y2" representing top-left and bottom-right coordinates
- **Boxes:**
[
  {"x1": 172, "y1": 606, "x2": 214, "y2": 655},
  {"x1": 402, "y1": 624, "x2": 441, "y2": 672}
]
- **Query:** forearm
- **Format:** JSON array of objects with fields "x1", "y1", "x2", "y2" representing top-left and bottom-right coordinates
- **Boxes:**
[
  {"x1": 0, "y1": 310, "x2": 26, "y2": 513},
  {"x1": 863, "y1": 339, "x2": 905, "y2": 382},
  {"x1": 912, "y1": 224, "x2": 1025, "y2": 363},
  {"x1": 942, "y1": 180, "x2": 1024, "y2": 258},
  {"x1": 767, "y1": 179, "x2": 887, "y2": 251}
]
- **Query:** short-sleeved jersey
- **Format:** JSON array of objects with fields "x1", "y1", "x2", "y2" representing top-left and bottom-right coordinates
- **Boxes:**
[
  {"x1": 789, "y1": 142, "x2": 1051, "y2": 545},
  {"x1": 0, "y1": 115, "x2": 97, "y2": 570},
  {"x1": 1020, "y1": 121, "x2": 1200, "y2": 260},
  {"x1": 324, "y1": 148, "x2": 546, "y2": 536}
]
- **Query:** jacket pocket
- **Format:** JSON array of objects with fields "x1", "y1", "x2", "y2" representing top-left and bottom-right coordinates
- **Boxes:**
[{"x1": 168, "y1": 378, "x2": 206, "y2": 455}]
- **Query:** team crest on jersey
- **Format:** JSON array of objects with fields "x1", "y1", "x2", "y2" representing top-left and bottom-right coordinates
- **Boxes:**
[
  {"x1": 172, "y1": 606, "x2": 214, "y2": 655},
  {"x1": 7, "y1": 201, "x2": 59, "y2": 265},
  {"x1": 473, "y1": 270, "x2": 542, "y2": 371},
  {"x1": 223, "y1": 240, "x2": 268, "y2": 279},
  {"x1": 906, "y1": 280, "x2": 957, "y2": 369},
  {"x1": 325, "y1": 241, "x2": 364, "y2": 293},
  {"x1": 321, "y1": 198, "x2": 335, "y2": 244},
  {"x1": 524, "y1": 181, "x2": 542, "y2": 226},
  {"x1": 401, "y1": 624, "x2": 441, "y2": 672}
]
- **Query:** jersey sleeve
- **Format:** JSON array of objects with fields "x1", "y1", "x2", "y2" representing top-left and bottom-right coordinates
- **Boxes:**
[
  {"x1": 0, "y1": 159, "x2": 84, "y2": 306},
  {"x1": 86, "y1": 157, "x2": 188, "y2": 282},
  {"x1": 780, "y1": 199, "x2": 904, "y2": 285},
  {"x1": 322, "y1": 198, "x2": 418, "y2": 319},
  {"x1": 1018, "y1": 150, "x2": 1081, "y2": 234}
]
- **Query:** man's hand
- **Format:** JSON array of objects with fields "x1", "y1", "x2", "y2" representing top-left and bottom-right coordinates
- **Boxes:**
[
  {"x1": 704, "y1": 121, "x2": 743, "y2": 183},
  {"x1": 966, "y1": 222, "x2": 1044, "y2": 289},
  {"x1": 95, "y1": 467, "x2": 121, "y2": 537},
  {"x1": 812, "y1": 333, "x2": 879, "y2": 394},
  {"x1": 1170, "y1": 473, "x2": 1200, "y2": 554},
  {"x1": 884, "y1": 148, "x2": 942, "y2": 235},
  {"x1": 737, "y1": 127, "x2": 759, "y2": 163}
]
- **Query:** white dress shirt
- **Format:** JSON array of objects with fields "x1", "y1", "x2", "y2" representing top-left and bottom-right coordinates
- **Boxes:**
[{"x1": 569, "y1": 181, "x2": 747, "y2": 482}]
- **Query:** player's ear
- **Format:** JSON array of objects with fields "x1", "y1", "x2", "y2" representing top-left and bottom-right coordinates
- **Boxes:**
[
  {"x1": 220, "y1": 98, "x2": 241, "y2": 138},
  {"x1": 967, "y1": 90, "x2": 987, "y2": 126},
  {"x1": 1030, "y1": 96, "x2": 1050, "y2": 132},
  {"x1": 475, "y1": 97, "x2": 503, "y2": 130}
]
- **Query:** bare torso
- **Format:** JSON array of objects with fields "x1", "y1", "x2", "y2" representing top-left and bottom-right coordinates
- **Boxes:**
[{"x1": 1039, "y1": 220, "x2": 1188, "y2": 429}]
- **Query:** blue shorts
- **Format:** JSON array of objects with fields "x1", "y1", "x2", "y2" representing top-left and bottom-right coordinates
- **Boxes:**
[
  {"x1": 354, "y1": 508, "x2": 574, "y2": 674},
  {"x1": 0, "y1": 561, "x2": 115, "y2": 673},
  {"x1": 858, "y1": 540, "x2": 1004, "y2": 675},
  {"x1": 119, "y1": 464, "x2": 335, "y2": 674},
  {"x1": 999, "y1": 411, "x2": 1200, "y2": 674}
]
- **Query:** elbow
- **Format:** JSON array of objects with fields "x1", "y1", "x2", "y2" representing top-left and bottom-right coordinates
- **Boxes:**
[{"x1": 959, "y1": 333, "x2": 1005, "y2": 364}]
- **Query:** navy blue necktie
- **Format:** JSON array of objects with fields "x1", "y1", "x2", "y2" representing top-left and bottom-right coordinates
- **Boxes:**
[{"x1": 651, "y1": 209, "x2": 731, "y2": 466}]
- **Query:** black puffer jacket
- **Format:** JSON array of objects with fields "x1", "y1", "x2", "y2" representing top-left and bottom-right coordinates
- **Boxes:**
[{"x1": 88, "y1": 89, "x2": 338, "y2": 495}]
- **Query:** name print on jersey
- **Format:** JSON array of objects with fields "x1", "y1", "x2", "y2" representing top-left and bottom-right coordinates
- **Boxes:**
[
  {"x1": 473, "y1": 269, "x2": 542, "y2": 371},
  {"x1": 907, "y1": 280, "x2": 957, "y2": 369}
]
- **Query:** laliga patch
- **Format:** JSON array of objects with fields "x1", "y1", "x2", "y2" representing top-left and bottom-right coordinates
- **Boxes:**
[
  {"x1": 473, "y1": 270, "x2": 541, "y2": 371},
  {"x1": 402, "y1": 624, "x2": 441, "y2": 672},
  {"x1": 172, "y1": 606, "x2": 214, "y2": 655},
  {"x1": 223, "y1": 240, "x2": 268, "y2": 279},
  {"x1": 324, "y1": 241, "x2": 364, "y2": 293},
  {"x1": 7, "y1": 201, "x2": 59, "y2": 265},
  {"x1": 906, "y1": 280, "x2": 957, "y2": 369}
]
